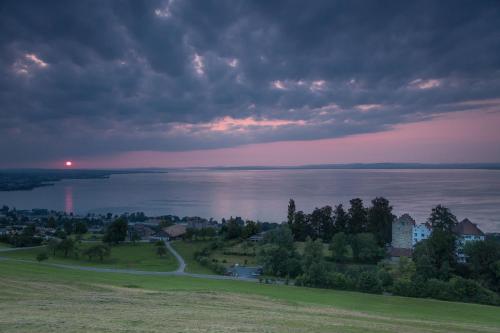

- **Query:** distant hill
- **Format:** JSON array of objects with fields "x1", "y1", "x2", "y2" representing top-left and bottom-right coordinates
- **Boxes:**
[{"x1": 203, "y1": 163, "x2": 500, "y2": 171}]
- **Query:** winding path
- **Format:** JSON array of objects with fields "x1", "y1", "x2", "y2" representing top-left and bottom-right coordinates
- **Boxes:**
[
  {"x1": 0, "y1": 243, "x2": 258, "y2": 282},
  {"x1": 164, "y1": 240, "x2": 185, "y2": 273}
]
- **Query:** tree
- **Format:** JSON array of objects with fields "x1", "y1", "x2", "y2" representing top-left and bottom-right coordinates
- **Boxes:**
[
  {"x1": 298, "y1": 238, "x2": 330, "y2": 287},
  {"x1": 258, "y1": 226, "x2": 302, "y2": 277},
  {"x1": 332, "y1": 204, "x2": 348, "y2": 234},
  {"x1": 367, "y1": 197, "x2": 395, "y2": 246},
  {"x1": 346, "y1": 198, "x2": 367, "y2": 234},
  {"x1": 84, "y1": 244, "x2": 111, "y2": 262},
  {"x1": 130, "y1": 230, "x2": 141, "y2": 244},
  {"x1": 74, "y1": 221, "x2": 88, "y2": 235},
  {"x1": 428, "y1": 205, "x2": 457, "y2": 232},
  {"x1": 36, "y1": 252, "x2": 48, "y2": 262},
  {"x1": 349, "y1": 233, "x2": 383, "y2": 263},
  {"x1": 291, "y1": 211, "x2": 311, "y2": 241},
  {"x1": 330, "y1": 232, "x2": 348, "y2": 262},
  {"x1": 413, "y1": 229, "x2": 456, "y2": 280},
  {"x1": 156, "y1": 244, "x2": 167, "y2": 257},
  {"x1": 46, "y1": 216, "x2": 57, "y2": 229},
  {"x1": 103, "y1": 218, "x2": 128, "y2": 245},
  {"x1": 287, "y1": 199, "x2": 296, "y2": 226},
  {"x1": 63, "y1": 220, "x2": 74, "y2": 235},
  {"x1": 309, "y1": 206, "x2": 334, "y2": 241},
  {"x1": 58, "y1": 238, "x2": 75, "y2": 257},
  {"x1": 47, "y1": 238, "x2": 60, "y2": 257},
  {"x1": 302, "y1": 237, "x2": 324, "y2": 271},
  {"x1": 357, "y1": 271, "x2": 382, "y2": 294},
  {"x1": 242, "y1": 220, "x2": 260, "y2": 239},
  {"x1": 464, "y1": 239, "x2": 500, "y2": 292},
  {"x1": 225, "y1": 217, "x2": 243, "y2": 240}
]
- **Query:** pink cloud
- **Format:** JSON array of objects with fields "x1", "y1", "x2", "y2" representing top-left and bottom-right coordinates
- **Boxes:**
[{"x1": 64, "y1": 109, "x2": 500, "y2": 169}]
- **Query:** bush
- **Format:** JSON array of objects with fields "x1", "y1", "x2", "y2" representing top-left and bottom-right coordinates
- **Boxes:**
[
  {"x1": 449, "y1": 277, "x2": 499, "y2": 305},
  {"x1": 377, "y1": 269, "x2": 393, "y2": 289},
  {"x1": 326, "y1": 272, "x2": 351, "y2": 290},
  {"x1": 36, "y1": 252, "x2": 48, "y2": 262},
  {"x1": 357, "y1": 271, "x2": 382, "y2": 294},
  {"x1": 392, "y1": 278, "x2": 415, "y2": 297},
  {"x1": 426, "y1": 278, "x2": 454, "y2": 301}
]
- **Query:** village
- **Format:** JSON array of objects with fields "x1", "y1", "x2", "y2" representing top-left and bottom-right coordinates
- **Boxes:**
[{"x1": 0, "y1": 204, "x2": 495, "y2": 267}]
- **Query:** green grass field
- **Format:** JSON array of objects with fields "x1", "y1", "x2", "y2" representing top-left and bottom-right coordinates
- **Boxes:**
[
  {"x1": 0, "y1": 242, "x2": 10, "y2": 248},
  {"x1": 171, "y1": 240, "x2": 215, "y2": 274},
  {"x1": 0, "y1": 260, "x2": 499, "y2": 333},
  {"x1": 173, "y1": 240, "x2": 259, "y2": 273},
  {"x1": 211, "y1": 241, "x2": 259, "y2": 266},
  {"x1": 0, "y1": 242, "x2": 177, "y2": 271}
]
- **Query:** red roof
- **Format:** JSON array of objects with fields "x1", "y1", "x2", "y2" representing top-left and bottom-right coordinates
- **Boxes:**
[
  {"x1": 453, "y1": 219, "x2": 484, "y2": 236},
  {"x1": 163, "y1": 224, "x2": 187, "y2": 238}
]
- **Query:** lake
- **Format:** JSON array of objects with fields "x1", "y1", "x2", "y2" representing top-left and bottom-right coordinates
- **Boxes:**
[{"x1": 0, "y1": 169, "x2": 499, "y2": 232}]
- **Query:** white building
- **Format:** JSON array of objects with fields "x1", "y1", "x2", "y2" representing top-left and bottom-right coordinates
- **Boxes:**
[
  {"x1": 453, "y1": 218, "x2": 485, "y2": 263},
  {"x1": 412, "y1": 223, "x2": 431, "y2": 246}
]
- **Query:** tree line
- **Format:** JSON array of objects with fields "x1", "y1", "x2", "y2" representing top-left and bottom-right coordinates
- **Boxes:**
[
  {"x1": 257, "y1": 203, "x2": 500, "y2": 306},
  {"x1": 287, "y1": 197, "x2": 394, "y2": 246}
]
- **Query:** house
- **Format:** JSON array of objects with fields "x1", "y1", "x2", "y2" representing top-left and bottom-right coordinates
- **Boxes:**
[
  {"x1": 248, "y1": 232, "x2": 266, "y2": 242},
  {"x1": 412, "y1": 223, "x2": 431, "y2": 246},
  {"x1": 390, "y1": 214, "x2": 415, "y2": 260},
  {"x1": 129, "y1": 223, "x2": 154, "y2": 239},
  {"x1": 163, "y1": 224, "x2": 187, "y2": 240},
  {"x1": 453, "y1": 218, "x2": 485, "y2": 263}
]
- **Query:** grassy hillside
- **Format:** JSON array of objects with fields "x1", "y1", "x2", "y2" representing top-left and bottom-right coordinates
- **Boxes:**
[
  {"x1": 1, "y1": 242, "x2": 177, "y2": 271},
  {"x1": 0, "y1": 260, "x2": 499, "y2": 333}
]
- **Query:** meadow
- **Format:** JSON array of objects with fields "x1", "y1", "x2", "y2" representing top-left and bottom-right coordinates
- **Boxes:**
[
  {"x1": 171, "y1": 240, "x2": 214, "y2": 274},
  {"x1": 0, "y1": 242, "x2": 177, "y2": 271},
  {"x1": 0, "y1": 260, "x2": 499, "y2": 333}
]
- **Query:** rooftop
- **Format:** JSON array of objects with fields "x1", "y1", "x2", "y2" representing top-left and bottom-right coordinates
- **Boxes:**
[{"x1": 453, "y1": 218, "x2": 485, "y2": 236}]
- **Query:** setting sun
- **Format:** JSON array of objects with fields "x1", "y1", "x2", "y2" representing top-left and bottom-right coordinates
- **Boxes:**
[{"x1": 65, "y1": 161, "x2": 73, "y2": 167}]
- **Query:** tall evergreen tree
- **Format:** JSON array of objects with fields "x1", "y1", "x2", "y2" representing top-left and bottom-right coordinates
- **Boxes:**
[
  {"x1": 291, "y1": 211, "x2": 310, "y2": 241},
  {"x1": 367, "y1": 197, "x2": 395, "y2": 246},
  {"x1": 346, "y1": 198, "x2": 367, "y2": 234},
  {"x1": 309, "y1": 206, "x2": 334, "y2": 241},
  {"x1": 332, "y1": 204, "x2": 348, "y2": 233},
  {"x1": 287, "y1": 199, "x2": 296, "y2": 226},
  {"x1": 428, "y1": 205, "x2": 458, "y2": 232}
]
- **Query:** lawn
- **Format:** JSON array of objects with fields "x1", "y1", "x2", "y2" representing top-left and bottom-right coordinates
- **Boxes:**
[
  {"x1": 171, "y1": 240, "x2": 215, "y2": 274},
  {"x1": 211, "y1": 240, "x2": 259, "y2": 267},
  {"x1": 0, "y1": 260, "x2": 499, "y2": 333},
  {"x1": 0, "y1": 242, "x2": 177, "y2": 272},
  {"x1": 172, "y1": 240, "x2": 259, "y2": 273},
  {"x1": 0, "y1": 242, "x2": 10, "y2": 248}
]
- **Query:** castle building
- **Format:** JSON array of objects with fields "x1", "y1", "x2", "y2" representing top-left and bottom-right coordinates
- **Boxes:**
[
  {"x1": 392, "y1": 214, "x2": 415, "y2": 249},
  {"x1": 412, "y1": 223, "x2": 432, "y2": 246},
  {"x1": 453, "y1": 218, "x2": 485, "y2": 263},
  {"x1": 390, "y1": 214, "x2": 415, "y2": 260}
]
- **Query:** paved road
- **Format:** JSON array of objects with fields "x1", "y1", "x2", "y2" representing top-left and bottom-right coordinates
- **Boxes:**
[{"x1": 0, "y1": 246, "x2": 43, "y2": 252}]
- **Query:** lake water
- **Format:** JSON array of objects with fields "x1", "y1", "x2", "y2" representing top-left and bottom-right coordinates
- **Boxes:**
[{"x1": 0, "y1": 169, "x2": 499, "y2": 232}]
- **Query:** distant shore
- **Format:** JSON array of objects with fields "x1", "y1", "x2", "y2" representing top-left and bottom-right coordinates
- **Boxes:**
[{"x1": 0, "y1": 169, "x2": 166, "y2": 191}]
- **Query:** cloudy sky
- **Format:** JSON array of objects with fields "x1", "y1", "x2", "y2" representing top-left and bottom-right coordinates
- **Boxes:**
[{"x1": 1, "y1": 0, "x2": 500, "y2": 168}]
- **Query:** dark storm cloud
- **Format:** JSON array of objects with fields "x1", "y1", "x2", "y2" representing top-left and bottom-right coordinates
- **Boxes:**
[{"x1": 1, "y1": 0, "x2": 500, "y2": 163}]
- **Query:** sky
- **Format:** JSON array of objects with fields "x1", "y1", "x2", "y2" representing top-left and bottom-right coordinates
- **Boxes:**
[{"x1": 1, "y1": 0, "x2": 500, "y2": 168}]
